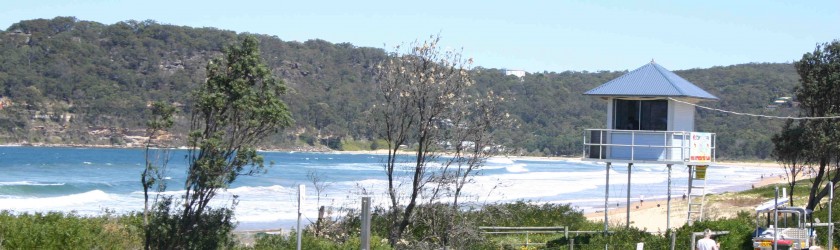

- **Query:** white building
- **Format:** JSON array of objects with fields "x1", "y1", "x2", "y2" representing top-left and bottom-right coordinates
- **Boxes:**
[{"x1": 503, "y1": 69, "x2": 526, "y2": 78}]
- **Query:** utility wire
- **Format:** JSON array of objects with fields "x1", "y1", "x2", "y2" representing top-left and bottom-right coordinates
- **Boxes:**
[{"x1": 667, "y1": 98, "x2": 840, "y2": 120}]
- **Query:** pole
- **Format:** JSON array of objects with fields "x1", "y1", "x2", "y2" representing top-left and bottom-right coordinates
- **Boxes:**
[
  {"x1": 773, "y1": 186, "x2": 778, "y2": 250},
  {"x1": 687, "y1": 165, "x2": 693, "y2": 225},
  {"x1": 669, "y1": 231, "x2": 676, "y2": 250},
  {"x1": 690, "y1": 233, "x2": 696, "y2": 250},
  {"x1": 605, "y1": 162, "x2": 611, "y2": 234},
  {"x1": 829, "y1": 182, "x2": 834, "y2": 250},
  {"x1": 297, "y1": 184, "x2": 305, "y2": 250},
  {"x1": 666, "y1": 164, "x2": 672, "y2": 231},
  {"x1": 361, "y1": 197, "x2": 371, "y2": 250},
  {"x1": 627, "y1": 163, "x2": 633, "y2": 228}
]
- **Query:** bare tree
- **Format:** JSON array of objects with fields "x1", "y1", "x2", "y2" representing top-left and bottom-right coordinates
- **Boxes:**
[
  {"x1": 307, "y1": 170, "x2": 331, "y2": 236},
  {"x1": 421, "y1": 90, "x2": 511, "y2": 248},
  {"x1": 372, "y1": 35, "x2": 509, "y2": 248}
]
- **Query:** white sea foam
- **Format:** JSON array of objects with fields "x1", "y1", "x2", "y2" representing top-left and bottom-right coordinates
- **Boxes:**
[
  {"x1": 480, "y1": 165, "x2": 507, "y2": 170},
  {"x1": 308, "y1": 163, "x2": 380, "y2": 171},
  {"x1": 227, "y1": 185, "x2": 290, "y2": 196},
  {"x1": 0, "y1": 181, "x2": 65, "y2": 186},
  {"x1": 0, "y1": 190, "x2": 111, "y2": 210},
  {"x1": 505, "y1": 164, "x2": 528, "y2": 173},
  {"x1": 487, "y1": 157, "x2": 515, "y2": 164}
]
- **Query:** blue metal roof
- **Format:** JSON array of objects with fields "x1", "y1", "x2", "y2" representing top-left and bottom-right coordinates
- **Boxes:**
[{"x1": 584, "y1": 62, "x2": 718, "y2": 100}]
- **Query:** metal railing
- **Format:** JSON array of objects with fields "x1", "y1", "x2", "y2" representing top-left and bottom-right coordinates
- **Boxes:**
[
  {"x1": 479, "y1": 226, "x2": 566, "y2": 248},
  {"x1": 582, "y1": 129, "x2": 716, "y2": 163},
  {"x1": 479, "y1": 228, "x2": 623, "y2": 249}
]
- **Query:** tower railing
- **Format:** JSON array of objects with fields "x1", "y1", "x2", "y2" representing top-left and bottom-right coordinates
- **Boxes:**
[{"x1": 582, "y1": 129, "x2": 715, "y2": 164}]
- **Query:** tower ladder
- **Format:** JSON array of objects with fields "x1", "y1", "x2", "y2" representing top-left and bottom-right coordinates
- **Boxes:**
[{"x1": 686, "y1": 165, "x2": 708, "y2": 225}]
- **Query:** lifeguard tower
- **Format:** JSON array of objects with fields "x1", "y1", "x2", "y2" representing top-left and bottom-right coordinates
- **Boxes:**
[{"x1": 582, "y1": 61, "x2": 718, "y2": 231}]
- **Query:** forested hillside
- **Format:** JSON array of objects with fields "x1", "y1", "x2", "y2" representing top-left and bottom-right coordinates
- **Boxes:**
[{"x1": 0, "y1": 17, "x2": 800, "y2": 159}]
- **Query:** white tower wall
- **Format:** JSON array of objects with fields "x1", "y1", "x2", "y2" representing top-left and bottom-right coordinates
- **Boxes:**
[{"x1": 669, "y1": 99, "x2": 695, "y2": 132}]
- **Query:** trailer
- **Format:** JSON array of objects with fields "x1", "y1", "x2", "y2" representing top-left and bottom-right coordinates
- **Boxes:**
[{"x1": 751, "y1": 197, "x2": 817, "y2": 250}]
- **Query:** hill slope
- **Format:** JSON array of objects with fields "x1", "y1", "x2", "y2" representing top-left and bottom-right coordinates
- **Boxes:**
[{"x1": 0, "y1": 17, "x2": 800, "y2": 159}]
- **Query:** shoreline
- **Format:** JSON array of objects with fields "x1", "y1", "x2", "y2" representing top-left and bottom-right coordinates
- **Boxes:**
[
  {"x1": 583, "y1": 162, "x2": 790, "y2": 233},
  {"x1": 1, "y1": 144, "x2": 789, "y2": 233},
  {"x1": 0, "y1": 143, "x2": 788, "y2": 168}
]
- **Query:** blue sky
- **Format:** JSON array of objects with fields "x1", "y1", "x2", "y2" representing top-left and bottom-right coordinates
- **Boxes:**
[{"x1": 1, "y1": 0, "x2": 837, "y2": 72}]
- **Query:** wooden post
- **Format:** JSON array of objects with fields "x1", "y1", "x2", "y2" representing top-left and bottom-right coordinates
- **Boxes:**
[
  {"x1": 297, "y1": 184, "x2": 305, "y2": 250},
  {"x1": 361, "y1": 197, "x2": 371, "y2": 250}
]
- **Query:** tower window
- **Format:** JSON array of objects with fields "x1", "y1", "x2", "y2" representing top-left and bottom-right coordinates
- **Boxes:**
[{"x1": 614, "y1": 99, "x2": 668, "y2": 131}]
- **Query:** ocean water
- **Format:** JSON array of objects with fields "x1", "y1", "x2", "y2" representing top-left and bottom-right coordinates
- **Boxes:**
[{"x1": 0, "y1": 146, "x2": 783, "y2": 230}]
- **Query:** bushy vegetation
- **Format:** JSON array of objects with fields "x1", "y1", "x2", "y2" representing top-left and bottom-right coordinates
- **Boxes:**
[
  {"x1": 470, "y1": 201, "x2": 594, "y2": 229},
  {"x1": 242, "y1": 232, "x2": 391, "y2": 250},
  {"x1": 0, "y1": 211, "x2": 143, "y2": 249},
  {"x1": 144, "y1": 197, "x2": 238, "y2": 249},
  {"x1": 0, "y1": 17, "x2": 800, "y2": 159},
  {"x1": 3, "y1": 196, "x2": 837, "y2": 249},
  {"x1": 811, "y1": 194, "x2": 840, "y2": 247}
]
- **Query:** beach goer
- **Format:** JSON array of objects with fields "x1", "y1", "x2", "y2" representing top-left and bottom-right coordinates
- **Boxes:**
[
  {"x1": 696, "y1": 229, "x2": 719, "y2": 250},
  {"x1": 640, "y1": 194, "x2": 644, "y2": 205}
]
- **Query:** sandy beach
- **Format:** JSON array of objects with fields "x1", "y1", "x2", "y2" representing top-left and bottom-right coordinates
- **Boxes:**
[{"x1": 583, "y1": 161, "x2": 790, "y2": 233}]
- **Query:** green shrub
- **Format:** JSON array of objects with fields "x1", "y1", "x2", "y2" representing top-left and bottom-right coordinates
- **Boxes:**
[
  {"x1": 145, "y1": 196, "x2": 237, "y2": 249},
  {"x1": 298, "y1": 134, "x2": 316, "y2": 146},
  {"x1": 370, "y1": 139, "x2": 388, "y2": 150},
  {"x1": 0, "y1": 210, "x2": 143, "y2": 249},
  {"x1": 339, "y1": 140, "x2": 369, "y2": 151},
  {"x1": 245, "y1": 232, "x2": 391, "y2": 250},
  {"x1": 584, "y1": 227, "x2": 669, "y2": 249},
  {"x1": 470, "y1": 201, "x2": 595, "y2": 229}
]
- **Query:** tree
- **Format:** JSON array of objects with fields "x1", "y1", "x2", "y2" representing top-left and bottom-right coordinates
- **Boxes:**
[
  {"x1": 306, "y1": 169, "x2": 331, "y2": 237},
  {"x1": 430, "y1": 91, "x2": 511, "y2": 248},
  {"x1": 141, "y1": 101, "x2": 175, "y2": 250},
  {"x1": 773, "y1": 40, "x2": 840, "y2": 210},
  {"x1": 149, "y1": 35, "x2": 293, "y2": 249},
  {"x1": 771, "y1": 120, "x2": 809, "y2": 206},
  {"x1": 372, "y1": 35, "x2": 509, "y2": 248}
]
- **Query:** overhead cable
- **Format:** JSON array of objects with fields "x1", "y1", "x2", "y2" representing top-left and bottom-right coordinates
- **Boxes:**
[{"x1": 667, "y1": 98, "x2": 840, "y2": 120}]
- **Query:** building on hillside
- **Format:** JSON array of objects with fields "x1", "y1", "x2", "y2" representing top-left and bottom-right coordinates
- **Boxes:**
[
  {"x1": 502, "y1": 69, "x2": 526, "y2": 78},
  {"x1": 581, "y1": 61, "x2": 718, "y2": 232}
]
